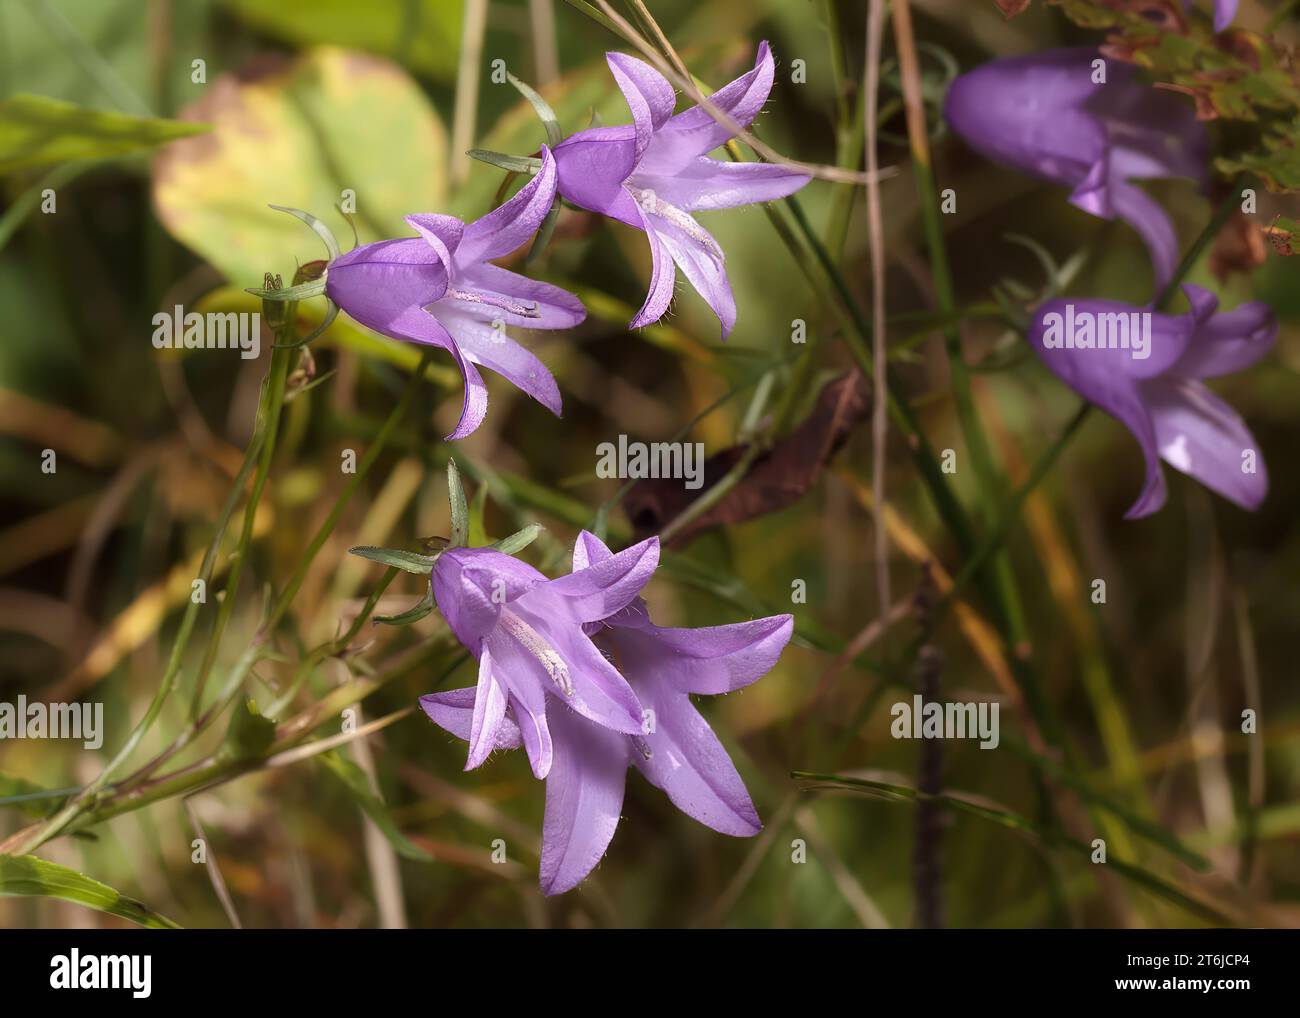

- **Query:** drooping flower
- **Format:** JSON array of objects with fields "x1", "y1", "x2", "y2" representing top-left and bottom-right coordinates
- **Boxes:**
[
  {"x1": 423, "y1": 537, "x2": 661, "y2": 778},
  {"x1": 944, "y1": 47, "x2": 1208, "y2": 294},
  {"x1": 421, "y1": 531, "x2": 793, "y2": 895},
  {"x1": 325, "y1": 147, "x2": 584, "y2": 440},
  {"x1": 1203, "y1": 0, "x2": 1239, "y2": 31},
  {"x1": 1028, "y1": 284, "x2": 1275, "y2": 518},
  {"x1": 551, "y1": 41, "x2": 810, "y2": 338}
]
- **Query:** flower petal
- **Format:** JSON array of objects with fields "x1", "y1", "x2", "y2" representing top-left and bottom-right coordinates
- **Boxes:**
[
  {"x1": 1173, "y1": 289, "x2": 1277, "y2": 379},
  {"x1": 540, "y1": 704, "x2": 629, "y2": 895},
  {"x1": 456, "y1": 262, "x2": 587, "y2": 330},
  {"x1": 649, "y1": 40, "x2": 776, "y2": 168},
  {"x1": 552, "y1": 126, "x2": 643, "y2": 225},
  {"x1": 503, "y1": 602, "x2": 645, "y2": 734},
  {"x1": 628, "y1": 206, "x2": 677, "y2": 329},
  {"x1": 438, "y1": 308, "x2": 563, "y2": 417},
  {"x1": 510, "y1": 689, "x2": 553, "y2": 780},
  {"x1": 944, "y1": 48, "x2": 1104, "y2": 190},
  {"x1": 383, "y1": 306, "x2": 487, "y2": 440},
  {"x1": 571, "y1": 529, "x2": 613, "y2": 571},
  {"x1": 1214, "y1": 0, "x2": 1239, "y2": 32},
  {"x1": 652, "y1": 213, "x2": 736, "y2": 338},
  {"x1": 457, "y1": 146, "x2": 559, "y2": 264},
  {"x1": 466, "y1": 644, "x2": 508, "y2": 770},
  {"x1": 606, "y1": 51, "x2": 676, "y2": 161},
  {"x1": 431, "y1": 547, "x2": 547, "y2": 651},
  {"x1": 405, "y1": 213, "x2": 464, "y2": 265},
  {"x1": 633, "y1": 157, "x2": 809, "y2": 212},
  {"x1": 1029, "y1": 297, "x2": 1194, "y2": 381},
  {"x1": 539, "y1": 536, "x2": 660, "y2": 623},
  {"x1": 1147, "y1": 377, "x2": 1267, "y2": 511},
  {"x1": 325, "y1": 238, "x2": 449, "y2": 333},
  {"x1": 1028, "y1": 301, "x2": 1169, "y2": 518},
  {"x1": 419, "y1": 685, "x2": 523, "y2": 750},
  {"x1": 631, "y1": 684, "x2": 760, "y2": 837},
  {"x1": 619, "y1": 614, "x2": 793, "y2": 695}
]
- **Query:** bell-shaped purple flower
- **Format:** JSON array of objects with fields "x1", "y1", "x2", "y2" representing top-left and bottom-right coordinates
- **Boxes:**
[
  {"x1": 325, "y1": 147, "x2": 584, "y2": 440},
  {"x1": 552, "y1": 41, "x2": 810, "y2": 338},
  {"x1": 421, "y1": 531, "x2": 793, "y2": 895},
  {"x1": 1028, "y1": 284, "x2": 1275, "y2": 518},
  {"x1": 421, "y1": 537, "x2": 660, "y2": 779},
  {"x1": 945, "y1": 47, "x2": 1208, "y2": 294}
]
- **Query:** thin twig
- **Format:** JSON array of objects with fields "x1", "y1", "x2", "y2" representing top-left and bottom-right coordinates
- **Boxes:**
[
  {"x1": 264, "y1": 707, "x2": 414, "y2": 769},
  {"x1": 527, "y1": 0, "x2": 559, "y2": 85},
  {"x1": 864, "y1": 0, "x2": 890, "y2": 621},
  {"x1": 590, "y1": 0, "x2": 893, "y2": 185},
  {"x1": 451, "y1": 0, "x2": 489, "y2": 186},
  {"x1": 184, "y1": 798, "x2": 243, "y2": 929}
]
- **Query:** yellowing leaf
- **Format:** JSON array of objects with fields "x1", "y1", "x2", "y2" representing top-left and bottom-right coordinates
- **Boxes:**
[{"x1": 153, "y1": 46, "x2": 447, "y2": 286}]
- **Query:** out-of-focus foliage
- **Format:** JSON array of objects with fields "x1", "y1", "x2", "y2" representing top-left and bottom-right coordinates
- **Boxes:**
[{"x1": 154, "y1": 46, "x2": 447, "y2": 285}]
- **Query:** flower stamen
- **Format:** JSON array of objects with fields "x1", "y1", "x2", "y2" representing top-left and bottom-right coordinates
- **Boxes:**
[
  {"x1": 447, "y1": 287, "x2": 540, "y2": 319},
  {"x1": 500, "y1": 610, "x2": 573, "y2": 697},
  {"x1": 629, "y1": 187, "x2": 725, "y2": 263}
]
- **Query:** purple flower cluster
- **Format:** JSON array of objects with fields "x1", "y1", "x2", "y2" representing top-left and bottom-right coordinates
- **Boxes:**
[
  {"x1": 946, "y1": 41, "x2": 1274, "y2": 517},
  {"x1": 323, "y1": 42, "x2": 807, "y2": 439},
  {"x1": 419, "y1": 532, "x2": 792, "y2": 895}
]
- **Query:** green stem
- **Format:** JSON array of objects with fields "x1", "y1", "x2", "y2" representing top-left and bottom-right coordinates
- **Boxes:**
[
  {"x1": 261, "y1": 351, "x2": 436, "y2": 635},
  {"x1": 1155, "y1": 179, "x2": 1248, "y2": 311},
  {"x1": 190, "y1": 309, "x2": 296, "y2": 716},
  {"x1": 7, "y1": 339, "x2": 283, "y2": 852}
]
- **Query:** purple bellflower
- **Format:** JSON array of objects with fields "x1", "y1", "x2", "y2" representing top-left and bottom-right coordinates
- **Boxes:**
[
  {"x1": 1028, "y1": 284, "x2": 1276, "y2": 518},
  {"x1": 551, "y1": 41, "x2": 810, "y2": 338},
  {"x1": 421, "y1": 531, "x2": 793, "y2": 895},
  {"x1": 324, "y1": 147, "x2": 584, "y2": 440},
  {"x1": 944, "y1": 47, "x2": 1208, "y2": 294},
  {"x1": 423, "y1": 537, "x2": 661, "y2": 779}
]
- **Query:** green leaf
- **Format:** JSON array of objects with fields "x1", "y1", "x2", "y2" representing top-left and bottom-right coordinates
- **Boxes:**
[
  {"x1": 318, "y1": 751, "x2": 433, "y2": 861},
  {"x1": 0, "y1": 855, "x2": 181, "y2": 929},
  {"x1": 244, "y1": 278, "x2": 328, "y2": 301},
  {"x1": 374, "y1": 587, "x2": 435, "y2": 626},
  {"x1": 489, "y1": 523, "x2": 544, "y2": 556},
  {"x1": 153, "y1": 46, "x2": 447, "y2": 285},
  {"x1": 268, "y1": 204, "x2": 342, "y2": 260},
  {"x1": 0, "y1": 93, "x2": 208, "y2": 175},
  {"x1": 447, "y1": 459, "x2": 469, "y2": 548},
  {"x1": 466, "y1": 149, "x2": 542, "y2": 174},
  {"x1": 222, "y1": 698, "x2": 277, "y2": 762},
  {"x1": 223, "y1": 0, "x2": 463, "y2": 81},
  {"x1": 506, "y1": 73, "x2": 562, "y2": 147},
  {"x1": 348, "y1": 545, "x2": 440, "y2": 574},
  {"x1": 1000, "y1": 739, "x2": 1212, "y2": 872}
]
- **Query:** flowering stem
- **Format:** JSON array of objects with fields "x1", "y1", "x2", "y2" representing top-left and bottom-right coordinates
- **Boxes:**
[
  {"x1": 260, "y1": 349, "x2": 437, "y2": 636},
  {"x1": 890, "y1": 0, "x2": 1029, "y2": 650},
  {"x1": 1156, "y1": 178, "x2": 1248, "y2": 311},
  {"x1": 2, "y1": 300, "x2": 296, "y2": 853},
  {"x1": 189, "y1": 305, "x2": 297, "y2": 717}
]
